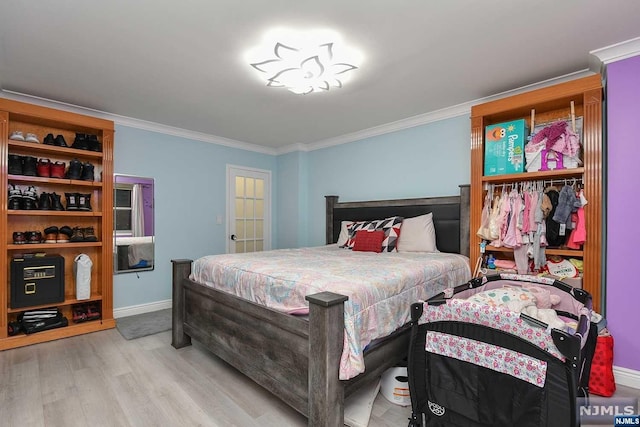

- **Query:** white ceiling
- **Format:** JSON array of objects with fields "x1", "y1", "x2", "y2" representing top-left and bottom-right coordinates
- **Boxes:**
[{"x1": 1, "y1": 1, "x2": 639, "y2": 152}]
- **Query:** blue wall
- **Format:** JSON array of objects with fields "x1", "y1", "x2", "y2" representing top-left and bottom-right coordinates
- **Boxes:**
[
  {"x1": 302, "y1": 115, "x2": 471, "y2": 246},
  {"x1": 113, "y1": 114, "x2": 470, "y2": 309},
  {"x1": 276, "y1": 150, "x2": 311, "y2": 248},
  {"x1": 112, "y1": 125, "x2": 277, "y2": 309}
]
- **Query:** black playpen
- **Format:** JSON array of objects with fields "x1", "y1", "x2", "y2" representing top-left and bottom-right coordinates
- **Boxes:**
[{"x1": 407, "y1": 274, "x2": 597, "y2": 427}]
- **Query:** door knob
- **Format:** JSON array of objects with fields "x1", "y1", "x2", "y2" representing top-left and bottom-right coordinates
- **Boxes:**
[{"x1": 230, "y1": 234, "x2": 237, "y2": 241}]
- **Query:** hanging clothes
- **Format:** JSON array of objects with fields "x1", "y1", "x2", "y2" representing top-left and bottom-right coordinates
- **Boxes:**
[
  {"x1": 488, "y1": 194, "x2": 501, "y2": 243},
  {"x1": 477, "y1": 190, "x2": 494, "y2": 241},
  {"x1": 567, "y1": 188, "x2": 588, "y2": 249},
  {"x1": 503, "y1": 189, "x2": 523, "y2": 249},
  {"x1": 552, "y1": 185, "x2": 581, "y2": 226}
]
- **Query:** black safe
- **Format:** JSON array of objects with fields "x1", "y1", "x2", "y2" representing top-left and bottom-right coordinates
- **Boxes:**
[{"x1": 10, "y1": 254, "x2": 65, "y2": 309}]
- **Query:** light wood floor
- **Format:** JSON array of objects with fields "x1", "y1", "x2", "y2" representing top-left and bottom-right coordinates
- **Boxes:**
[
  {"x1": 0, "y1": 329, "x2": 409, "y2": 427},
  {"x1": 0, "y1": 328, "x2": 638, "y2": 427}
]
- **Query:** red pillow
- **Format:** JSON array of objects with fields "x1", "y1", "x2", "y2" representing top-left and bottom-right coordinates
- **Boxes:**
[{"x1": 352, "y1": 230, "x2": 385, "y2": 253}]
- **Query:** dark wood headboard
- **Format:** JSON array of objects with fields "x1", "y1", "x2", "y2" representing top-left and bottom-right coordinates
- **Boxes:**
[{"x1": 325, "y1": 185, "x2": 470, "y2": 256}]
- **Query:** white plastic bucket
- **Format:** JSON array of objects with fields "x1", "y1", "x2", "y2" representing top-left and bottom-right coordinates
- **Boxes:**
[{"x1": 380, "y1": 366, "x2": 411, "y2": 406}]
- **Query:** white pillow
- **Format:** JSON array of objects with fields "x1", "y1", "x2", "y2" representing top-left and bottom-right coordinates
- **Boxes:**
[
  {"x1": 337, "y1": 221, "x2": 354, "y2": 246},
  {"x1": 397, "y1": 213, "x2": 438, "y2": 252}
]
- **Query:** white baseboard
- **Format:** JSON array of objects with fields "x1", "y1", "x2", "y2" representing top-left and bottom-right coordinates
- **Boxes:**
[
  {"x1": 614, "y1": 366, "x2": 640, "y2": 390},
  {"x1": 113, "y1": 299, "x2": 172, "y2": 319}
]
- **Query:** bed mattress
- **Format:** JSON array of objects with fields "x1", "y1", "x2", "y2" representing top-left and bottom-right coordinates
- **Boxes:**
[{"x1": 190, "y1": 245, "x2": 471, "y2": 379}]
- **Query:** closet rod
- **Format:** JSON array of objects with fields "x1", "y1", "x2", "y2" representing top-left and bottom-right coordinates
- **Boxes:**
[{"x1": 485, "y1": 177, "x2": 584, "y2": 191}]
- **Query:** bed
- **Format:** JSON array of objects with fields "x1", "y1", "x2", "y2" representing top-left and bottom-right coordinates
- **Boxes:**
[
  {"x1": 115, "y1": 236, "x2": 154, "y2": 270},
  {"x1": 171, "y1": 185, "x2": 470, "y2": 426}
]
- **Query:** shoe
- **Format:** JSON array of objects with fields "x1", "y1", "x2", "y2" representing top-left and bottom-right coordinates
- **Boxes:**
[
  {"x1": 44, "y1": 226, "x2": 58, "y2": 243},
  {"x1": 9, "y1": 131, "x2": 25, "y2": 141},
  {"x1": 70, "y1": 227, "x2": 84, "y2": 242},
  {"x1": 81, "y1": 162, "x2": 95, "y2": 181},
  {"x1": 72, "y1": 133, "x2": 89, "y2": 150},
  {"x1": 8, "y1": 154, "x2": 23, "y2": 175},
  {"x1": 8, "y1": 321, "x2": 23, "y2": 336},
  {"x1": 25, "y1": 133, "x2": 39, "y2": 143},
  {"x1": 66, "y1": 158, "x2": 83, "y2": 180},
  {"x1": 50, "y1": 192, "x2": 64, "y2": 211},
  {"x1": 12, "y1": 231, "x2": 26, "y2": 245},
  {"x1": 77, "y1": 193, "x2": 92, "y2": 211},
  {"x1": 86, "y1": 303, "x2": 101, "y2": 320},
  {"x1": 54, "y1": 135, "x2": 68, "y2": 147},
  {"x1": 65, "y1": 192, "x2": 79, "y2": 210},
  {"x1": 36, "y1": 158, "x2": 51, "y2": 178},
  {"x1": 22, "y1": 156, "x2": 37, "y2": 176},
  {"x1": 86, "y1": 134, "x2": 101, "y2": 152},
  {"x1": 43, "y1": 133, "x2": 55, "y2": 145},
  {"x1": 21, "y1": 199, "x2": 37, "y2": 210},
  {"x1": 50, "y1": 161, "x2": 66, "y2": 179},
  {"x1": 8, "y1": 184, "x2": 22, "y2": 210},
  {"x1": 72, "y1": 302, "x2": 101, "y2": 323},
  {"x1": 38, "y1": 192, "x2": 52, "y2": 210},
  {"x1": 26, "y1": 231, "x2": 43, "y2": 244},
  {"x1": 8, "y1": 198, "x2": 22, "y2": 210},
  {"x1": 22, "y1": 186, "x2": 37, "y2": 200},
  {"x1": 72, "y1": 304, "x2": 88, "y2": 323},
  {"x1": 83, "y1": 226, "x2": 98, "y2": 242},
  {"x1": 22, "y1": 186, "x2": 38, "y2": 210},
  {"x1": 58, "y1": 226, "x2": 73, "y2": 243}
]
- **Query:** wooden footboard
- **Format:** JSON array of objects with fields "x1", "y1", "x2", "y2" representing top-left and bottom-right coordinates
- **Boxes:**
[
  {"x1": 172, "y1": 259, "x2": 400, "y2": 426},
  {"x1": 171, "y1": 189, "x2": 467, "y2": 426}
]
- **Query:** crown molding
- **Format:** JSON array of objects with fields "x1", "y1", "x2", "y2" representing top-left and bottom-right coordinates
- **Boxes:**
[
  {"x1": 292, "y1": 69, "x2": 594, "y2": 153},
  {"x1": 0, "y1": 90, "x2": 277, "y2": 155},
  {"x1": 590, "y1": 36, "x2": 640, "y2": 67},
  {"x1": 1, "y1": 67, "x2": 598, "y2": 157},
  {"x1": 276, "y1": 143, "x2": 310, "y2": 155}
]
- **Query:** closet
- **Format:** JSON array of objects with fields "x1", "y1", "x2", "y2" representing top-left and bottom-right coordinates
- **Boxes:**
[
  {"x1": 469, "y1": 75, "x2": 603, "y2": 311},
  {"x1": 1, "y1": 98, "x2": 115, "y2": 350}
]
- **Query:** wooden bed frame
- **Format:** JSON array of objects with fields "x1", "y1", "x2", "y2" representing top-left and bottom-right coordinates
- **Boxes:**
[{"x1": 171, "y1": 185, "x2": 470, "y2": 426}]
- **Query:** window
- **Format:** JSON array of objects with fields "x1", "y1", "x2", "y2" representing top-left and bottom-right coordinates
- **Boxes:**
[{"x1": 114, "y1": 184, "x2": 133, "y2": 236}]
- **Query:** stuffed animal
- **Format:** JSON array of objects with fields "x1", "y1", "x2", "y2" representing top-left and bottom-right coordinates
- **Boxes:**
[{"x1": 521, "y1": 284, "x2": 561, "y2": 309}]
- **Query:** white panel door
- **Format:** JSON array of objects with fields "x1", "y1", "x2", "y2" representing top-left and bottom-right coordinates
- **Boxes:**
[{"x1": 227, "y1": 165, "x2": 271, "y2": 254}]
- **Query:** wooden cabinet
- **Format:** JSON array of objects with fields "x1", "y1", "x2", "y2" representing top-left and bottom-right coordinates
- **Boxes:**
[
  {"x1": 469, "y1": 75, "x2": 604, "y2": 311},
  {"x1": 1, "y1": 98, "x2": 115, "y2": 350}
]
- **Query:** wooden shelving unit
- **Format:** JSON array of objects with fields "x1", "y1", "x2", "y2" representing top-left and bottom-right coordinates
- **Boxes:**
[
  {"x1": 1, "y1": 98, "x2": 114, "y2": 350},
  {"x1": 470, "y1": 75, "x2": 604, "y2": 311}
]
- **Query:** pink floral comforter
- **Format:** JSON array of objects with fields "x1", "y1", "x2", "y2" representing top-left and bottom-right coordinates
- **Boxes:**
[{"x1": 190, "y1": 245, "x2": 471, "y2": 379}]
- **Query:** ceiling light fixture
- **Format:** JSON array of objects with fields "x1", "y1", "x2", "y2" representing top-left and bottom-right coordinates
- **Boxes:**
[{"x1": 247, "y1": 29, "x2": 362, "y2": 95}]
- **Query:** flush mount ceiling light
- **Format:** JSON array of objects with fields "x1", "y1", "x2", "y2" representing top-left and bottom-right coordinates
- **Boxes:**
[{"x1": 247, "y1": 29, "x2": 362, "y2": 95}]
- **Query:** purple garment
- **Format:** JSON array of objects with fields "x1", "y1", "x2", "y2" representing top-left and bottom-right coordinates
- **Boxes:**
[{"x1": 531, "y1": 122, "x2": 567, "y2": 148}]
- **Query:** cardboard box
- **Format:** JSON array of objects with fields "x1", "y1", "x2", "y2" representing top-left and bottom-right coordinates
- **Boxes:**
[
  {"x1": 484, "y1": 119, "x2": 528, "y2": 176},
  {"x1": 547, "y1": 275, "x2": 583, "y2": 289}
]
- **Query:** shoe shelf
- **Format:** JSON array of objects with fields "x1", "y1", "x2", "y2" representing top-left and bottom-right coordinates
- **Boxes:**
[
  {"x1": 6, "y1": 293, "x2": 105, "y2": 314},
  {"x1": 7, "y1": 242, "x2": 103, "y2": 250},
  {"x1": 7, "y1": 174, "x2": 103, "y2": 187},
  {"x1": 0, "y1": 319, "x2": 117, "y2": 351},
  {"x1": 8, "y1": 140, "x2": 103, "y2": 159},
  {"x1": 1, "y1": 97, "x2": 115, "y2": 349},
  {"x1": 8, "y1": 211, "x2": 102, "y2": 217}
]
